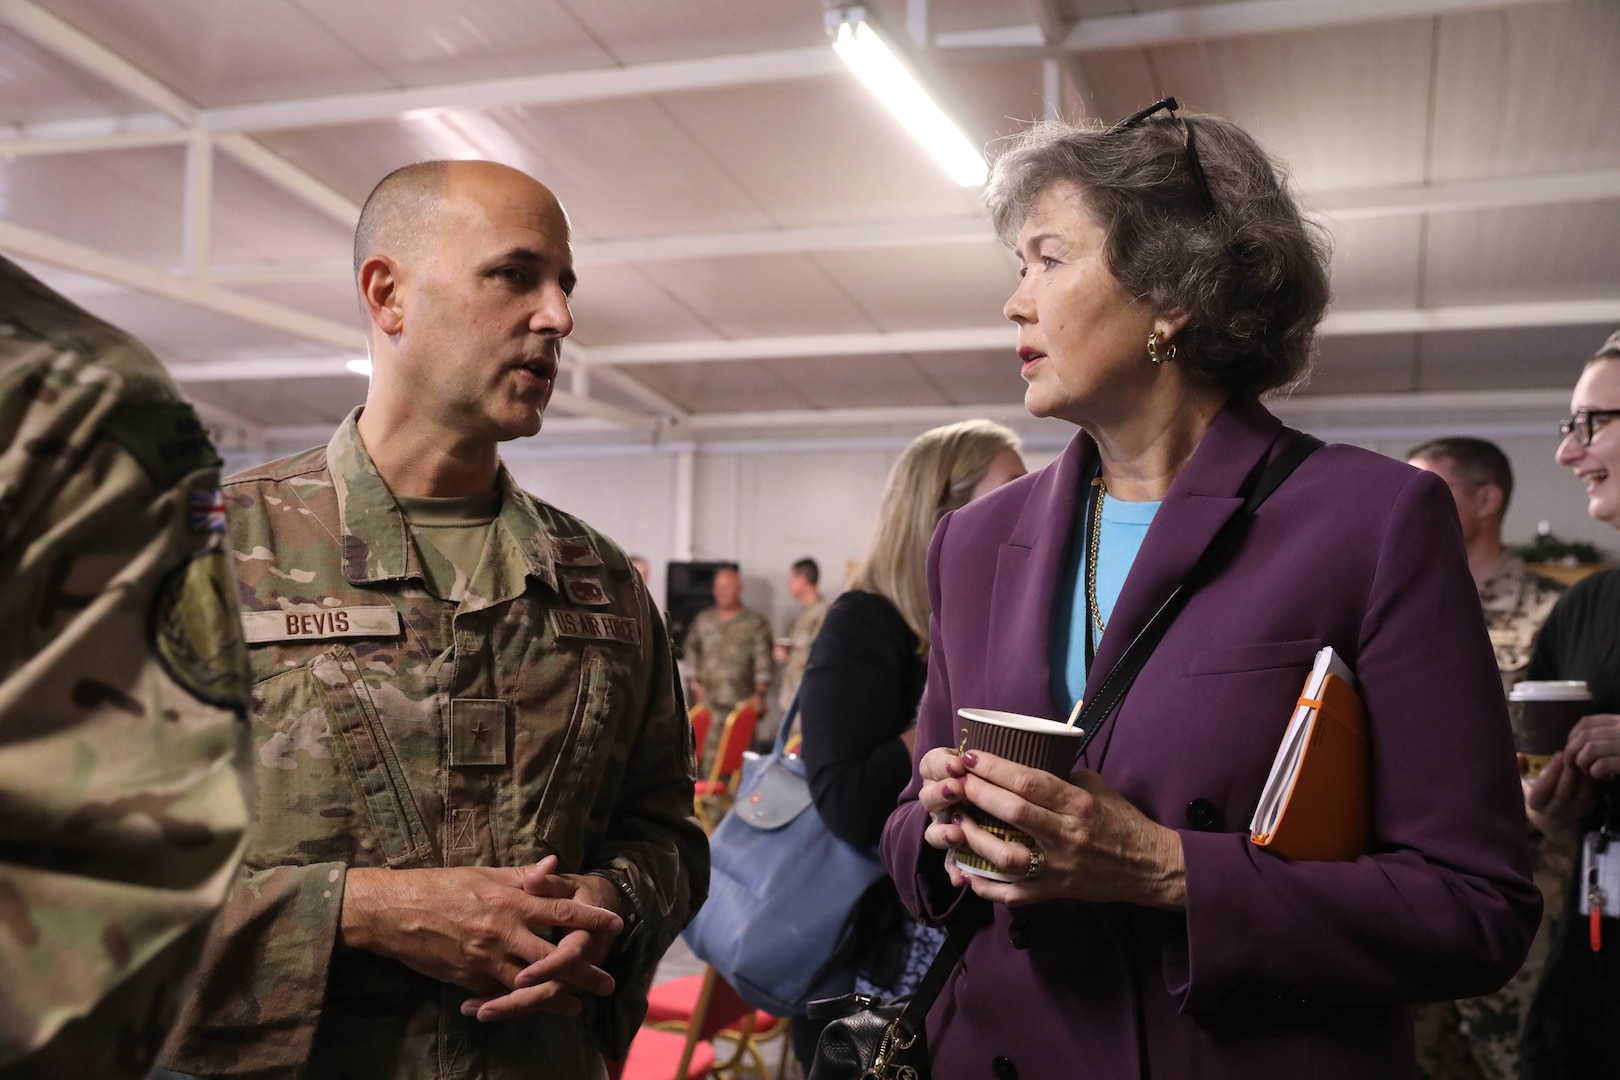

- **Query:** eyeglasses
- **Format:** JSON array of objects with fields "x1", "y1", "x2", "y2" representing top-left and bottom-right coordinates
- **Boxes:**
[
  {"x1": 1557, "y1": 408, "x2": 1620, "y2": 446},
  {"x1": 1107, "y1": 96, "x2": 1215, "y2": 215}
]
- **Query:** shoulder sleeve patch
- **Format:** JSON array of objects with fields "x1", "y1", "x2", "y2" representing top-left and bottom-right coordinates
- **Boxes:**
[
  {"x1": 552, "y1": 536, "x2": 604, "y2": 567},
  {"x1": 148, "y1": 549, "x2": 250, "y2": 713},
  {"x1": 100, "y1": 399, "x2": 222, "y2": 491},
  {"x1": 564, "y1": 576, "x2": 612, "y2": 607}
]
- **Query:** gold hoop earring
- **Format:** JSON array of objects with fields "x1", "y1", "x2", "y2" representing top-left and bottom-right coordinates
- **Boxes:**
[{"x1": 1147, "y1": 330, "x2": 1177, "y2": 365}]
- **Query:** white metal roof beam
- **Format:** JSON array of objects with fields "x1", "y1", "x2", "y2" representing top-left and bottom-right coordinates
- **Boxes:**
[
  {"x1": 0, "y1": 0, "x2": 359, "y2": 226},
  {"x1": 1314, "y1": 170, "x2": 1620, "y2": 220},
  {"x1": 165, "y1": 355, "x2": 658, "y2": 432},
  {"x1": 574, "y1": 216, "x2": 993, "y2": 265},
  {"x1": 933, "y1": 0, "x2": 1573, "y2": 54},
  {"x1": 582, "y1": 299, "x2": 1620, "y2": 366},
  {"x1": 1021, "y1": 0, "x2": 1096, "y2": 117},
  {"x1": 0, "y1": 0, "x2": 197, "y2": 122},
  {"x1": 0, "y1": 46, "x2": 844, "y2": 146},
  {"x1": 214, "y1": 134, "x2": 360, "y2": 224},
  {"x1": 0, "y1": 129, "x2": 190, "y2": 157},
  {"x1": 0, "y1": 219, "x2": 366, "y2": 350},
  {"x1": 587, "y1": 328, "x2": 1015, "y2": 366},
  {"x1": 197, "y1": 48, "x2": 844, "y2": 136},
  {"x1": 199, "y1": 167, "x2": 1620, "y2": 284},
  {"x1": 685, "y1": 387, "x2": 1574, "y2": 433},
  {"x1": 564, "y1": 351, "x2": 692, "y2": 424}
]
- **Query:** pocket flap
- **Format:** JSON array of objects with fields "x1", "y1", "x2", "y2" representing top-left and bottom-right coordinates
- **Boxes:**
[
  {"x1": 1186, "y1": 638, "x2": 1323, "y2": 677},
  {"x1": 732, "y1": 757, "x2": 812, "y2": 830}
]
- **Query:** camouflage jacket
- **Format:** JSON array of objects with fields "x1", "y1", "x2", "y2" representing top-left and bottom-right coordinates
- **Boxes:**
[
  {"x1": 1479, "y1": 551, "x2": 1564, "y2": 695},
  {"x1": 683, "y1": 606, "x2": 773, "y2": 709},
  {"x1": 778, "y1": 597, "x2": 829, "y2": 711},
  {"x1": 0, "y1": 257, "x2": 250, "y2": 1077},
  {"x1": 159, "y1": 412, "x2": 706, "y2": 1079},
  {"x1": 162, "y1": 417, "x2": 709, "y2": 1080}
]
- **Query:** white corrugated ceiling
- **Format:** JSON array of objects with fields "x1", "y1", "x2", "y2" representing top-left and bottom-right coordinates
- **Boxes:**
[{"x1": 1, "y1": 0, "x2": 1617, "y2": 454}]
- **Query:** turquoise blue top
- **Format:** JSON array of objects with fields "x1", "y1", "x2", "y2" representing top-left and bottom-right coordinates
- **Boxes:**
[{"x1": 1050, "y1": 492, "x2": 1161, "y2": 713}]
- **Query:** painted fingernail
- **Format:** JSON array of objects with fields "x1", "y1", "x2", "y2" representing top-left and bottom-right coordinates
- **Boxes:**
[
  {"x1": 951, "y1": 812, "x2": 964, "y2": 825},
  {"x1": 941, "y1": 782, "x2": 957, "y2": 801},
  {"x1": 962, "y1": 752, "x2": 979, "y2": 768}
]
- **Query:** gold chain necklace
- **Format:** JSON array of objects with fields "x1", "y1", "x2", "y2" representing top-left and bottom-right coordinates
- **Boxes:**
[{"x1": 1086, "y1": 475, "x2": 1107, "y2": 636}]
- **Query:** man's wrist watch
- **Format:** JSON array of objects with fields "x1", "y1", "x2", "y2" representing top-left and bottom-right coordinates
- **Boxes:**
[{"x1": 587, "y1": 869, "x2": 643, "y2": 955}]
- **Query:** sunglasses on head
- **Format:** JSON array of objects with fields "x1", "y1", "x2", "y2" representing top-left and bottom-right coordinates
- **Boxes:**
[{"x1": 1107, "y1": 97, "x2": 1215, "y2": 215}]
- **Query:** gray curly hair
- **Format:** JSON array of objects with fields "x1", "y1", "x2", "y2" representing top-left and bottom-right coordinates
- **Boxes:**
[{"x1": 985, "y1": 109, "x2": 1331, "y2": 398}]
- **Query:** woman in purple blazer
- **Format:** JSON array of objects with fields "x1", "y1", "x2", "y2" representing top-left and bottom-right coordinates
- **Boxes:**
[{"x1": 879, "y1": 101, "x2": 1541, "y2": 1079}]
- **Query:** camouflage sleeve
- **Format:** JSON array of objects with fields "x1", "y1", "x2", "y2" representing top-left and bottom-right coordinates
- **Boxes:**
[
  {"x1": 158, "y1": 860, "x2": 345, "y2": 1073},
  {"x1": 0, "y1": 337, "x2": 250, "y2": 1077},
  {"x1": 751, "y1": 612, "x2": 775, "y2": 689},
  {"x1": 585, "y1": 576, "x2": 709, "y2": 1057}
]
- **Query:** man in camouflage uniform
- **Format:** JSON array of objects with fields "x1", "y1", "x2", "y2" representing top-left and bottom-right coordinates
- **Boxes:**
[
  {"x1": 774, "y1": 558, "x2": 829, "y2": 714},
  {"x1": 1409, "y1": 437, "x2": 1567, "y2": 1080},
  {"x1": 0, "y1": 256, "x2": 250, "y2": 1077},
  {"x1": 155, "y1": 161, "x2": 707, "y2": 1079},
  {"x1": 682, "y1": 566, "x2": 773, "y2": 769}
]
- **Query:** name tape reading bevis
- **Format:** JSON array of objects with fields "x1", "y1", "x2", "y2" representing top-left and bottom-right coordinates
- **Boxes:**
[{"x1": 240, "y1": 606, "x2": 403, "y2": 643}]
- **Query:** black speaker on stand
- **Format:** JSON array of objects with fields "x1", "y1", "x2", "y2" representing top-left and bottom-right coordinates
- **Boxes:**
[{"x1": 664, "y1": 560, "x2": 736, "y2": 653}]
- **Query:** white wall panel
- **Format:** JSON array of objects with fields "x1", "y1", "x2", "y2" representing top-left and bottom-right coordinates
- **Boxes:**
[{"x1": 693, "y1": 448, "x2": 897, "y2": 632}]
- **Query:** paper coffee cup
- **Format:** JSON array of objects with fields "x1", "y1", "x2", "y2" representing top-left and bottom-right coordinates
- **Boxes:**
[
  {"x1": 1509, "y1": 680, "x2": 1590, "y2": 779},
  {"x1": 951, "y1": 708, "x2": 1084, "y2": 883}
]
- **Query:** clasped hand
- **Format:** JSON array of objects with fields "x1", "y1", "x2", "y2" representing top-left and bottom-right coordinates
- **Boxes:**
[
  {"x1": 340, "y1": 855, "x2": 624, "y2": 1023},
  {"x1": 917, "y1": 747, "x2": 1187, "y2": 910},
  {"x1": 1524, "y1": 712, "x2": 1620, "y2": 842}
]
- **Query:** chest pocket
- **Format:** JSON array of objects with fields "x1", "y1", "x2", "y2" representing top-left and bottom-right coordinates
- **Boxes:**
[
  {"x1": 531, "y1": 645, "x2": 614, "y2": 866},
  {"x1": 308, "y1": 646, "x2": 435, "y2": 867}
]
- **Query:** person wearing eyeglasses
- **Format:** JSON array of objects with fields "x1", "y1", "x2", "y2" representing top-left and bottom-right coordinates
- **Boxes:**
[
  {"x1": 1517, "y1": 328, "x2": 1620, "y2": 1079},
  {"x1": 878, "y1": 101, "x2": 1540, "y2": 1080}
]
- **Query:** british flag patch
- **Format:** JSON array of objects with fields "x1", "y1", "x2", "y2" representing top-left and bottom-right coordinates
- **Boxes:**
[{"x1": 188, "y1": 487, "x2": 228, "y2": 532}]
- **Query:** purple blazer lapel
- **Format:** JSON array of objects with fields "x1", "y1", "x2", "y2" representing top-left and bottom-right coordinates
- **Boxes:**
[
  {"x1": 984, "y1": 433, "x2": 1089, "y2": 723},
  {"x1": 1081, "y1": 398, "x2": 1288, "y2": 734}
]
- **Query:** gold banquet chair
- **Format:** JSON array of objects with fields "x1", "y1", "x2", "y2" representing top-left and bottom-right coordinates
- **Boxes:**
[
  {"x1": 693, "y1": 701, "x2": 758, "y2": 830},
  {"x1": 610, "y1": 966, "x2": 756, "y2": 1080},
  {"x1": 645, "y1": 968, "x2": 791, "y2": 1080}
]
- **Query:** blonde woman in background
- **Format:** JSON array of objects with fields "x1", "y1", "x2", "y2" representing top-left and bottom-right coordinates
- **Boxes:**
[{"x1": 789, "y1": 418, "x2": 1026, "y2": 1067}]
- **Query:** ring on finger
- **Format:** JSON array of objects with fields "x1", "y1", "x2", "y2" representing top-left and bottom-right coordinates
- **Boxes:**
[{"x1": 1024, "y1": 846, "x2": 1044, "y2": 881}]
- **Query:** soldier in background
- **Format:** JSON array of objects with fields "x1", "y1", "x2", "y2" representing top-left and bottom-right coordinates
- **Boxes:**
[
  {"x1": 1407, "y1": 436, "x2": 1567, "y2": 1080},
  {"x1": 0, "y1": 255, "x2": 250, "y2": 1077},
  {"x1": 154, "y1": 160, "x2": 706, "y2": 1079},
  {"x1": 774, "y1": 557, "x2": 829, "y2": 713},
  {"x1": 683, "y1": 566, "x2": 773, "y2": 768}
]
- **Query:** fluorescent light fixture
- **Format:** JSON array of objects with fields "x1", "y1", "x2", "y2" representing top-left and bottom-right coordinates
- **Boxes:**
[
  {"x1": 345, "y1": 358, "x2": 373, "y2": 377},
  {"x1": 827, "y1": 8, "x2": 987, "y2": 187}
]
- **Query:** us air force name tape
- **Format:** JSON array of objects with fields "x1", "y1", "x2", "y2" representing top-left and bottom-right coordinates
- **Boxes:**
[{"x1": 548, "y1": 609, "x2": 639, "y2": 646}]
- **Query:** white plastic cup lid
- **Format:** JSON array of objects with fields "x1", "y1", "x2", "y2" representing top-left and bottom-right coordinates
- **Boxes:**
[
  {"x1": 1509, "y1": 680, "x2": 1591, "y2": 701},
  {"x1": 957, "y1": 708, "x2": 1084, "y2": 737}
]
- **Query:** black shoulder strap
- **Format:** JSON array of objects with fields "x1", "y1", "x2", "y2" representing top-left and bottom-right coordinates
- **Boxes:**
[
  {"x1": 893, "y1": 899, "x2": 992, "y2": 1042},
  {"x1": 1072, "y1": 432, "x2": 1323, "y2": 756}
]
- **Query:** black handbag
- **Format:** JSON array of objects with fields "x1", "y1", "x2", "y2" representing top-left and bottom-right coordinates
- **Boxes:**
[
  {"x1": 804, "y1": 900, "x2": 990, "y2": 1080},
  {"x1": 803, "y1": 433, "x2": 1323, "y2": 1080}
]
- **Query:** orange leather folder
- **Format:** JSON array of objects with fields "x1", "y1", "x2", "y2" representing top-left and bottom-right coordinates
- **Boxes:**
[{"x1": 1249, "y1": 672, "x2": 1371, "y2": 862}]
